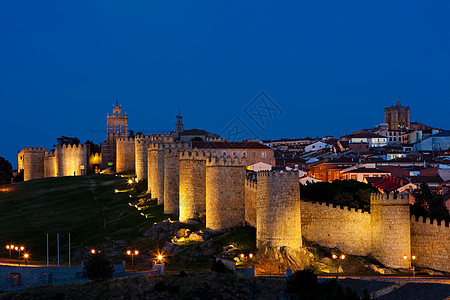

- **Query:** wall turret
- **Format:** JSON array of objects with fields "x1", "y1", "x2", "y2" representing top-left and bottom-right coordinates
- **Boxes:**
[
  {"x1": 370, "y1": 193, "x2": 411, "y2": 268},
  {"x1": 135, "y1": 136, "x2": 151, "y2": 181},
  {"x1": 18, "y1": 147, "x2": 45, "y2": 181},
  {"x1": 178, "y1": 150, "x2": 209, "y2": 223},
  {"x1": 148, "y1": 142, "x2": 166, "y2": 204},
  {"x1": 205, "y1": 155, "x2": 246, "y2": 230},
  {"x1": 257, "y1": 170, "x2": 302, "y2": 249},
  {"x1": 163, "y1": 143, "x2": 189, "y2": 215},
  {"x1": 116, "y1": 137, "x2": 135, "y2": 173}
]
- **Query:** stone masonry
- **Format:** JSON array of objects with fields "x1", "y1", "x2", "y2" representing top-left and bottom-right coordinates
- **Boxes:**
[{"x1": 206, "y1": 155, "x2": 246, "y2": 230}]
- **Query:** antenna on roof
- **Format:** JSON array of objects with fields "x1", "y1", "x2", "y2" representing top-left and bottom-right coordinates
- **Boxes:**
[{"x1": 116, "y1": 98, "x2": 119, "y2": 107}]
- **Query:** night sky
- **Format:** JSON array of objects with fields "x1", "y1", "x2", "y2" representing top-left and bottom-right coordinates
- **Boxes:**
[{"x1": 1, "y1": 1, "x2": 450, "y2": 168}]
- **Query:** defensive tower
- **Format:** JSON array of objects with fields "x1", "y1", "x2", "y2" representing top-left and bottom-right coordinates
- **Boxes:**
[
  {"x1": 205, "y1": 155, "x2": 246, "y2": 230},
  {"x1": 370, "y1": 193, "x2": 411, "y2": 268},
  {"x1": 116, "y1": 137, "x2": 135, "y2": 173},
  {"x1": 135, "y1": 135, "x2": 151, "y2": 181},
  {"x1": 179, "y1": 150, "x2": 208, "y2": 223},
  {"x1": 257, "y1": 170, "x2": 302, "y2": 249},
  {"x1": 148, "y1": 142, "x2": 166, "y2": 204},
  {"x1": 18, "y1": 147, "x2": 45, "y2": 181}
]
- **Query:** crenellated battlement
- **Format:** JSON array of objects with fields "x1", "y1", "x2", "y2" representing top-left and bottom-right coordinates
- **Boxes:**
[
  {"x1": 59, "y1": 143, "x2": 89, "y2": 150},
  {"x1": 117, "y1": 137, "x2": 135, "y2": 142},
  {"x1": 135, "y1": 134, "x2": 151, "y2": 140},
  {"x1": 23, "y1": 147, "x2": 45, "y2": 152},
  {"x1": 257, "y1": 170, "x2": 298, "y2": 177},
  {"x1": 370, "y1": 192, "x2": 409, "y2": 205},
  {"x1": 411, "y1": 215, "x2": 450, "y2": 228},
  {"x1": 245, "y1": 178, "x2": 257, "y2": 189},
  {"x1": 45, "y1": 151, "x2": 55, "y2": 157},
  {"x1": 135, "y1": 139, "x2": 151, "y2": 146},
  {"x1": 179, "y1": 150, "x2": 210, "y2": 160},
  {"x1": 206, "y1": 155, "x2": 246, "y2": 166},
  {"x1": 302, "y1": 200, "x2": 369, "y2": 214}
]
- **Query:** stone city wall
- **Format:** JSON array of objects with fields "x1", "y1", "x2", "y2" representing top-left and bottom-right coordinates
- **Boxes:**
[
  {"x1": 116, "y1": 137, "x2": 135, "y2": 173},
  {"x1": 411, "y1": 216, "x2": 450, "y2": 272},
  {"x1": 179, "y1": 150, "x2": 208, "y2": 223},
  {"x1": 300, "y1": 201, "x2": 371, "y2": 255},
  {"x1": 256, "y1": 171, "x2": 302, "y2": 249},
  {"x1": 206, "y1": 156, "x2": 246, "y2": 230}
]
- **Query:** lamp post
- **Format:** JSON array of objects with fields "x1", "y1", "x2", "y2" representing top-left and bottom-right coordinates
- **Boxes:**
[
  {"x1": 332, "y1": 254, "x2": 345, "y2": 279},
  {"x1": 6, "y1": 244, "x2": 14, "y2": 260},
  {"x1": 127, "y1": 250, "x2": 139, "y2": 272},
  {"x1": 24, "y1": 253, "x2": 29, "y2": 267},
  {"x1": 15, "y1": 246, "x2": 24, "y2": 266},
  {"x1": 403, "y1": 255, "x2": 416, "y2": 277}
]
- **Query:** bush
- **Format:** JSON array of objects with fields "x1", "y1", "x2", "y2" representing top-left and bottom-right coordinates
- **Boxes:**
[
  {"x1": 82, "y1": 253, "x2": 115, "y2": 282},
  {"x1": 211, "y1": 260, "x2": 231, "y2": 273},
  {"x1": 285, "y1": 269, "x2": 318, "y2": 294},
  {"x1": 154, "y1": 281, "x2": 166, "y2": 292}
]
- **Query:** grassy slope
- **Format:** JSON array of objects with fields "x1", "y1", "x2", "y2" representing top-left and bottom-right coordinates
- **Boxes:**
[{"x1": 0, "y1": 175, "x2": 169, "y2": 264}]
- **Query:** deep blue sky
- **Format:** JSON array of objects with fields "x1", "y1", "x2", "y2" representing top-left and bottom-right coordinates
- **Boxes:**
[{"x1": 1, "y1": 1, "x2": 450, "y2": 168}]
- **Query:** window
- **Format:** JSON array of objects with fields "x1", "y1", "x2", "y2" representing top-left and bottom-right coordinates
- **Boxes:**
[
  {"x1": 252, "y1": 152, "x2": 256, "y2": 156},
  {"x1": 262, "y1": 152, "x2": 266, "y2": 158},
  {"x1": 351, "y1": 175, "x2": 357, "y2": 180}
]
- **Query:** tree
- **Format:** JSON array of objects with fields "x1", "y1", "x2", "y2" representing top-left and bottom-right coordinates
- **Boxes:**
[
  {"x1": 412, "y1": 183, "x2": 450, "y2": 221},
  {"x1": 83, "y1": 253, "x2": 115, "y2": 282},
  {"x1": 0, "y1": 157, "x2": 13, "y2": 186},
  {"x1": 128, "y1": 130, "x2": 135, "y2": 138},
  {"x1": 85, "y1": 140, "x2": 101, "y2": 154},
  {"x1": 56, "y1": 136, "x2": 80, "y2": 146}
]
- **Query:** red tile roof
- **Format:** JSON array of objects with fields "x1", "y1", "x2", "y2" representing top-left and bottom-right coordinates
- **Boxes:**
[{"x1": 370, "y1": 176, "x2": 404, "y2": 192}]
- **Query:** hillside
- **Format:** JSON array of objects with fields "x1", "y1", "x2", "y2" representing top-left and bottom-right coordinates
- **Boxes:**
[{"x1": 0, "y1": 174, "x2": 169, "y2": 266}]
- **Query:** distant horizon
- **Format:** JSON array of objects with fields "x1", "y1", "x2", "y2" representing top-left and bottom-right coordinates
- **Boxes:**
[{"x1": 4, "y1": 98, "x2": 447, "y2": 170}]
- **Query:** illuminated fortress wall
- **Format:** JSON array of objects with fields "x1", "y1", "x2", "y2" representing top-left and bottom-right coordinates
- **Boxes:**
[
  {"x1": 370, "y1": 193, "x2": 411, "y2": 269},
  {"x1": 55, "y1": 144, "x2": 90, "y2": 177},
  {"x1": 134, "y1": 135, "x2": 151, "y2": 181},
  {"x1": 256, "y1": 171, "x2": 302, "y2": 249},
  {"x1": 116, "y1": 137, "x2": 135, "y2": 173},
  {"x1": 163, "y1": 144, "x2": 189, "y2": 215},
  {"x1": 44, "y1": 151, "x2": 57, "y2": 178},
  {"x1": 244, "y1": 178, "x2": 257, "y2": 227},
  {"x1": 411, "y1": 216, "x2": 450, "y2": 272},
  {"x1": 205, "y1": 155, "x2": 246, "y2": 230},
  {"x1": 300, "y1": 201, "x2": 372, "y2": 255},
  {"x1": 148, "y1": 143, "x2": 165, "y2": 205},
  {"x1": 18, "y1": 147, "x2": 45, "y2": 181},
  {"x1": 178, "y1": 150, "x2": 208, "y2": 223}
]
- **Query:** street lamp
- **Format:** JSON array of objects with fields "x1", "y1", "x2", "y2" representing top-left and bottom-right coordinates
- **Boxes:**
[
  {"x1": 15, "y1": 246, "x2": 24, "y2": 266},
  {"x1": 91, "y1": 249, "x2": 96, "y2": 254},
  {"x1": 332, "y1": 254, "x2": 345, "y2": 279},
  {"x1": 403, "y1": 255, "x2": 416, "y2": 277},
  {"x1": 127, "y1": 250, "x2": 139, "y2": 272},
  {"x1": 6, "y1": 244, "x2": 14, "y2": 259},
  {"x1": 23, "y1": 253, "x2": 29, "y2": 266}
]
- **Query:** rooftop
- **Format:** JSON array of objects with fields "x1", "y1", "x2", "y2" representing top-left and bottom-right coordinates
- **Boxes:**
[{"x1": 192, "y1": 141, "x2": 271, "y2": 150}]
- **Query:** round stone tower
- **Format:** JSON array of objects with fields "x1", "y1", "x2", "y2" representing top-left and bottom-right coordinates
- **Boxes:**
[
  {"x1": 148, "y1": 142, "x2": 165, "y2": 204},
  {"x1": 20, "y1": 147, "x2": 45, "y2": 181},
  {"x1": 206, "y1": 155, "x2": 246, "y2": 231},
  {"x1": 179, "y1": 150, "x2": 208, "y2": 223},
  {"x1": 116, "y1": 137, "x2": 135, "y2": 173},
  {"x1": 370, "y1": 193, "x2": 411, "y2": 268},
  {"x1": 135, "y1": 135, "x2": 151, "y2": 181},
  {"x1": 257, "y1": 170, "x2": 302, "y2": 249},
  {"x1": 163, "y1": 144, "x2": 187, "y2": 215}
]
